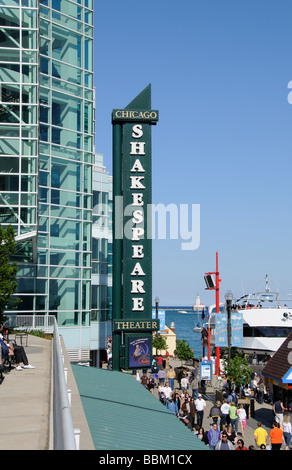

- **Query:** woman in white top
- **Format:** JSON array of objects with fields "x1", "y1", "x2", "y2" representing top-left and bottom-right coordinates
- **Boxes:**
[
  {"x1": 282, "y1": 413, "x2": 292, "y2": 450},
  {"x1": 237, "y1": 404, "x2": 247, "y2": 438},
  {"x1": 180, "y1": 374, "x2": 188, "y2": 391}
]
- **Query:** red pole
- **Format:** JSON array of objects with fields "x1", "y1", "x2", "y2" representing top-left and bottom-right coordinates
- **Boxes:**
[
  {"x1": 215, "y1": 252, "x2": 220, "y2": 375},
  {"x1": 208, "y1": 322, "x2": 210, "y2": 361},
  {"x1": 204, "y1": 252, "x2": 221, "y2": 370}
]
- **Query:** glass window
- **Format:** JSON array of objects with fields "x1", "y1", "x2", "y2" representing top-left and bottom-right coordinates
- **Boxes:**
[
  {"x1": 49, "y1": 218, "x2": 82, "y2": 250},
  {"x1": 0, "y1": 138, "x2": 19, "y2": 154},
  {"x1": 0, "y1": 103, "x2": 20, "y2": 123},
  {"x1": 52, "y1": 91, "x2": 82, "y2": 131},
  {"x1": 52, "y1": 60, "x2": 82, "y2": 85},
  {"x1": 52, "y1": 25, "x2": 82, "y2": 68},
  {"x1": 50, "y1": 250, "x2": 80, "y2": 267},
  {"x1": 0, "y1": 174, "x2": 19, "y2": 191},
  {"x1": 22, "y1": 8, "x2": 37, "y2": 28},
  {"x1": 51, "y1": 157, "x2": 81, "y2": 192},
  {"x1": 52, "y1": 127, "x2": 82, "y2": 149},
  {"x1": 0, "y1": 7, "x2": 20, "y2": 28},
  {"x1": 0, "y1": 28, "x2": 20, "y2": 48},
  {"x1": 0, "y1": 63, "x2": 20, "y2": 82},
  {"x1": 0, "y1": 157, "x2": 19, "y2": 173},
  {"x1": 49, "y1": 279, "x2": 80, "y2": 311}
]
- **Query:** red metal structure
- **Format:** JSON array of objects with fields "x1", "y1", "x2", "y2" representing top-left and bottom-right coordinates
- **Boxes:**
[{"x1": 204, "y1": 252, "x2": 221, "y2": 375}]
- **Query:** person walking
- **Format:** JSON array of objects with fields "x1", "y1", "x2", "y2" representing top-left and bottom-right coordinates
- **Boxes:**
[
  {"x1": 254, "y1": 421, "x2": 268, "y2": 449},
  {"x1": 181, "y1": 397, "x2": 196, "y2": 429},
  {"x1": 207, "y1": 422, "x2": 221, "y2": 450},
  {"x1": 269, "y1": 421, "x2": 285, "y2": 450},
  {"x1": 180, "y1": 374, "x2": 188, "y2": 392},
  {"x1": 229, "y1": 402, "x2": 239, "y2": 434},
  {"x1": 235, "y1": 439, "x2": 248, "y2": 450},
  {"x1": 220, "y1": 399, "x2": 230, "y2": 431},
  {"x1": 157, "y1": 354, "x2": 163, "y2": 370},
  {"x1": 209, "y1": 401, "x2": 222, "y2": 428},
  {"x1": 166, "y1": 365, "x2": 176, "y2": 390},
  {"x1": 190, "y1": 375, "x2": 199, "y2": 400},
  {"x1": 258, "y1": 380, "x2": 265, "y2": 405},
  {"x1": 162, "y1": 382, "x2": 172, "y2": 404},
  {"x1": 157, "y1": 367, "x2": 166, "y2": 386},
  {"x1": 166, "y1": 397, "x2": 178, "y2": 416},
  {"x1": 195, "y1": 427, "x2": 208, "y2": 446},
  {"x1": 195, "y1": 394, "x2": 206, "y2": 428},
  {"x1": 237, "y1": 403, "x2": 247, "y2": 438},
  {"x1": 151, "y1": 361, "x2": 159, "y2": 385},
  {"x1": 283, "y1": 413, "x2": 292, "y2": 450},
  {"x1": 215, "y1": 432, "x2": 234, "y2": 450},
  {"x1": 273, "y1": 397, "x2": 286, "y2": 426}
]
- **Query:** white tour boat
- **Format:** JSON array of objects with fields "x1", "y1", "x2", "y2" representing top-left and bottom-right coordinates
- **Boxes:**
[{"x1": 208, "y1": 276, "x2": 292, "y2": 360}]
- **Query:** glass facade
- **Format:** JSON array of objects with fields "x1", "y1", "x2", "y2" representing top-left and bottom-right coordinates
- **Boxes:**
[
  {"x1": 92, "y1": 154, "x2": 113, "y2": 324},
  {"x1": 0, "y1": 1, "x2": 95, "y2": 345}
]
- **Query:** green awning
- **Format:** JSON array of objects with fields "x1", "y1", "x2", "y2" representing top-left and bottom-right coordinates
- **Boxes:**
[{"x1": 72, "y1": 365, "x2": 207, "y2": 451}]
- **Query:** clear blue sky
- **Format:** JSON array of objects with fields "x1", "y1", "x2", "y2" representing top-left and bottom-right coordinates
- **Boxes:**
[{"x1": 94, "y1": 1, "x2": 292, "y2": 306}]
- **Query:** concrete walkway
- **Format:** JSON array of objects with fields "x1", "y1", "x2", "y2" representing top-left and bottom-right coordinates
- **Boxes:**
[
  {"x1": 0, "y1": 335, "x2": 52, "y2": 450},
  {"x1": 0, "y1": 334, "x2": 94, "y2": 451}
]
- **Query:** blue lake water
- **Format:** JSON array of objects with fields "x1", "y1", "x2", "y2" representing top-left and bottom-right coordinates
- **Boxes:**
[{"x1": 163, "y1": 307, "x2": 206, "y2": 359}]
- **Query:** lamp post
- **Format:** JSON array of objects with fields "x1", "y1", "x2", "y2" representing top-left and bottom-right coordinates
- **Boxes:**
[
  {"x1": 155, "y1": 297, "x2": 159, "y2": 320},
  {"x1": 225, "y1": 290, "x2": 233, "y2": 368}
]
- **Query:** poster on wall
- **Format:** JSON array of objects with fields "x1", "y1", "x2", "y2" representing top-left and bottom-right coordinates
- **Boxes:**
[{"x1": 128, "y1": 336, "x2": 151, "y2": 368}]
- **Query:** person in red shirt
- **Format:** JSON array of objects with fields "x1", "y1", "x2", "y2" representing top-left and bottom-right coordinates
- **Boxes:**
[
  {"x1": 235, "y1": 439, "x2": 248, "y2": 450},
  {"x1": 157, "y1": 354, "x2": 163, "y2": 370},
  {"x1": 269, "y1": 421, "x2": 285, "y2": 450}
]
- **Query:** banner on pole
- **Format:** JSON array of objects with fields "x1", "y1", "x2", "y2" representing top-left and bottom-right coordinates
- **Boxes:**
[
  {"x1": 215, "y1": 313, "x2": 228, "y2": 347},
  {"x1": 231, "y1": 312, "x2": 243, "y2": 347}
]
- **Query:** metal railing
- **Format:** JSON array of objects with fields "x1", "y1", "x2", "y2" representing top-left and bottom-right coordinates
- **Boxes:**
[
  {"x1": 52, "y1": 317, "x2": 78, "y2": 450},
  {"x1": 4, "y1": 314, "x2": 55, "y2": 332},
  {"x1": 5, "y1": 314, "x2": 79, "y2": 450}
]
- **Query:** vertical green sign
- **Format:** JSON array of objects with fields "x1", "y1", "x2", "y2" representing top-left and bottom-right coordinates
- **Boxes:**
[{"x1": 112, "y1": 85, "x2": 159, "y2": 371}]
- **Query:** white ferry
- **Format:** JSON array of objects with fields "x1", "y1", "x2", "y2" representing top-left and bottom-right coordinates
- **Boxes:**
[{"x1": 208, "y1": 276, "x2": 292, "y2": 361}]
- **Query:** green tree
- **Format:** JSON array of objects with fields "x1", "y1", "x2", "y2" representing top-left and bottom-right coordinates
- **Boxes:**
[
  {"x1": 223, "y1": 350, "x2": 252, "y2": 389},
  {"x1": 152, "y1": 333, "x2": 168, "y2": 355},
  {"x1": 0, "y1": 225, "x2": 18, "y2": 324},
  {"x1": 174, "y1": 339, "x2": 194, "y2": 364}
]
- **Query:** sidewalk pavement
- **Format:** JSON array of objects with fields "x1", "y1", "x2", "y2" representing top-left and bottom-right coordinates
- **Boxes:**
[
  {"x1": 0, "y1": 335, "x2": 52, "y2": 450},
  {"x1": 0, "y1": 334, "x2": 94, "y2": 451}
]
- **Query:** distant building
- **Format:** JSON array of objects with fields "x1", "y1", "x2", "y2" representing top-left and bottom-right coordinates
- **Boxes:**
[
  {"x1": 91, "y1": 154, "x2": 113, "y2": 366},
  {"x1": 152, "y1": 325, "x2": 177, "y2": 358}
]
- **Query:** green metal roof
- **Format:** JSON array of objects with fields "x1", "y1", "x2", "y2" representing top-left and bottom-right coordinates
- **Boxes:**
[{"x1": 72, "y1": 365, "x2": 207, "y2": 451}]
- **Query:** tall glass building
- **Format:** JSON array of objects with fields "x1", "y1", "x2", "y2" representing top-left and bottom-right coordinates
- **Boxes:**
[{"x1": 0, "y1": 0, "x2": 97, "y2": 360}]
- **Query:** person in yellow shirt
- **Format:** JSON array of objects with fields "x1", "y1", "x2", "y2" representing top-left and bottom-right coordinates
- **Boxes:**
[{"x1": 254, "y1": 421, "x2": 268, "y2": 448}]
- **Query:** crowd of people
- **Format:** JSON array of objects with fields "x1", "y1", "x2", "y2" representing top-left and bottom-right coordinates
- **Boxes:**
[{"x1": 137, "y1": 357, "x2": 292, "y2": 451}]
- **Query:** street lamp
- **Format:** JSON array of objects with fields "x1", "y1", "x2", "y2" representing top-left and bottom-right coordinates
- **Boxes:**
[
  {"x1": 225, "y1": 290, "x2": 233, "y2": 368},
  {"x1": 155, "y1": 297, "x2": 159, "y2": 320}
]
